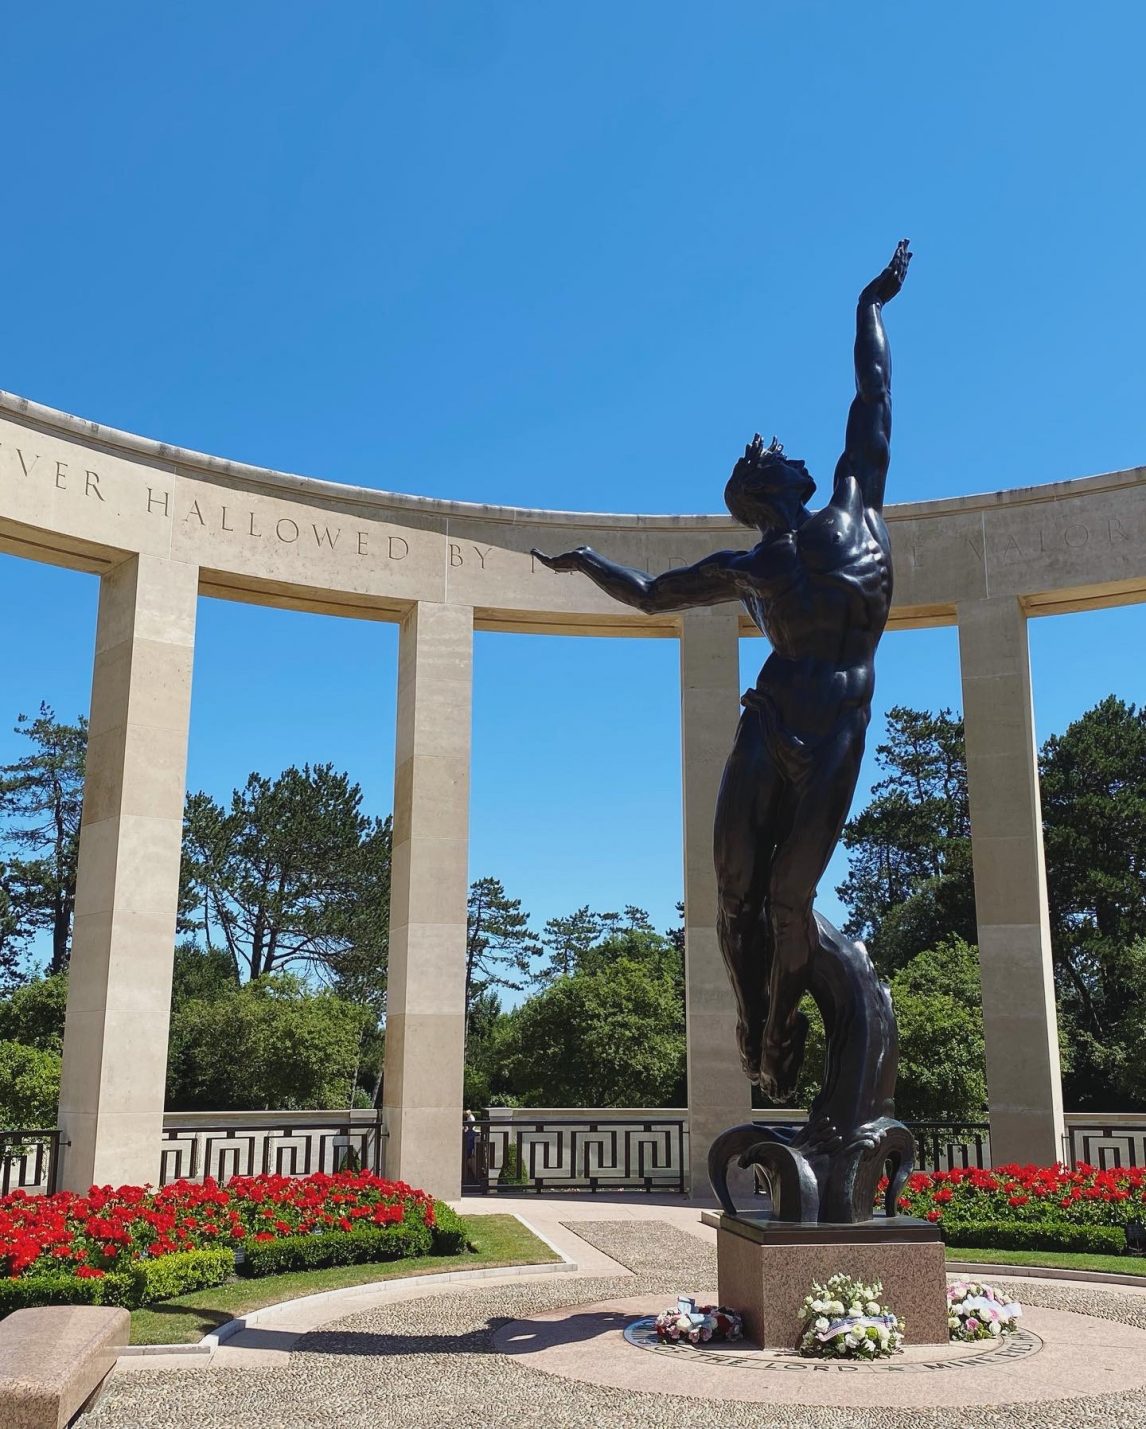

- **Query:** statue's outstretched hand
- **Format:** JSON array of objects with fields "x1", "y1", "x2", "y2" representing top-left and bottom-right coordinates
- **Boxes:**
[
  {"x1": 531, "y1": 546, "x2": 589, "y2": 573},
  {"x1": 862, "y1": 238, "x2": 912, "y2": 304}
]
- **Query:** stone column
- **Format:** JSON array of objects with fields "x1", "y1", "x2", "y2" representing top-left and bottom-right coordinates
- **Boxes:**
[
  {"x1": 680, "y1": 605, "x2": 753, "y2": 1195},
  {"x1": 382, "y1": 601, "x2": 473, "y2": 1198},
  {"x1": 58, "y1": 553, "x2": 198, "y2": 1190},
  {"x1": 957, "y1": 597, "x2": 1065, "y2": 1165}
]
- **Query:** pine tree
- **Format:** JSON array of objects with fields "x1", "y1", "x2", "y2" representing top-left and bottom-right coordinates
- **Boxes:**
[
  {"x1": 0, "y1": 705, "x2": 86, "y2": 977},
  {"x1": 465, "y1": 877, "x2": 540, "y2": 1024}
]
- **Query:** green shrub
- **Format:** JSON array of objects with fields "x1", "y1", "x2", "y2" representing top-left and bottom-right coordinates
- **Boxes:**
[
  {"x1": 429, "y1": 1201, "x2": 472, "y2": 1256},
  {"x1": 118, "y1": 1250, "x2": 235, "y2": 1306},
  {"x1": 0, "y1": 1273, "x2": 130, "y2": 1317},
  {"x1": 0, "y1": 1249, "x2": 234, "y2": 1317},
  {"x1": 497, "y1": 1145, "x2": 528, "y2": 1186},
  {"x1": 238, "y1": 1221, "x2": 432, "y2": 1278},
  {"x1": 942, "y1": 1220, "x2": 1131, "y2": 1255}
]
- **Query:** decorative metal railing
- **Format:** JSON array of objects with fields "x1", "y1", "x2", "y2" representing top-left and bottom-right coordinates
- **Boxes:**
[
  {"x1": 158, "y1": 1114, "x2": 386, "y2": 1185},
  {"x1": 0, "y1": 1129, "x2": 63, "y2": 1195},
  {"x1": 462, "y1": 1116, "x2": 687, "y2": 1194},
  {"x1": 747, "y1": 1119, "x2": 993, "y2": 1175},
  {"x1": 1066, "y1": 1121, "x2": 1146, "y2": 1170},
  {"x1": 909, "y1": 1121, "x2": 991, "y2": 1172}
]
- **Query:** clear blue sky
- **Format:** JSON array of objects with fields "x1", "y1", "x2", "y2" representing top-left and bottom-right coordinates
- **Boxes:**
[{"x1": 2, "y1": 3, "x2": 1144, "y2": 978}]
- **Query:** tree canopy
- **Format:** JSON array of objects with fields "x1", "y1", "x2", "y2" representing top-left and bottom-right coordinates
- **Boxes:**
[
  {"x1": 837, "y1": 706, "x2": 974, "y2": 973},
  {"x1": 0, "y1": 705, "x2": 86, "y2": 982},
  {"x1": 837, "y1": 696, "x2": 1146, "y2": 1111},
  {"x1": 179, "y1": 764, "x2": 390, "y2": 997}
]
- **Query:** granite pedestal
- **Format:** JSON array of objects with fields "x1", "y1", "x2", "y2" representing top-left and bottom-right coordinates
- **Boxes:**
[{"x1": 716, "y1": 1214, "x2": 949, "y2": 1347}]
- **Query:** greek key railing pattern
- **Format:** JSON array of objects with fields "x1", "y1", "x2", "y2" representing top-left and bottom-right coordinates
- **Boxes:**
[
  {"x1": 0, "y1": 1129, "x2": 63, "y2": 1195},
  {"x1": 910, "y1": 1121, "x2": 991, "y2": 1172},
  {"x1": 158, "y1": 1116, "x2": 386, "y2": 1186},
  {"x1": 1066, "y1": 1122, "x2": 1146, "y2": 1170},
  {"x1": 752, "y1": 1119, "x2": 993, "y2": 1175},
  {"x1": 462, "y1": 1117, "x2": 686, "y2": 1194}
]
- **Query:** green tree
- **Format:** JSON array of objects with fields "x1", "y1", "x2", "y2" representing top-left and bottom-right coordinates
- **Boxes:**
[
  {"x1": 170, "y1": 941, "x2": 238, "y2": 1004},
  {"x1": 492, "y1": 958, "x2": 686, "y2": 1107},
  {"x1": 465, "y1": 877, "x2": 540, "y2": 1023},
  {"x1": 889, "y1": 936, "x2": 987, "y2": 1121},
  {"x1": 536, "y1": 904, "x2": 684, "y2": 986},
  {"x1": 837, "y1": 706, "x2": 974, "y2": 973},
  {"x1": 577, "y1": 917, "x2": 683, "y2": 988},
  {"x1": 0, "y1": 972, "x2": 68, "y2": 1051},
  {"x1": 179, "y1": 765, "x2": 390, "y2": 998},
  {"x1": 536, "y1": 905, "x2": 605, "y2": 984},
  {"x1": 0, "y1": 867, "x2": 24, "y2": 993},
  {"x1": 166, "y1": 973, "x2": 371, "y2": 1111},
  {"x1": 326, "y1": 816, "x2": 391, "y2": 1019},
  {"x1": 779, "y1": 938, "x2": 987, "y2": 1121},
  {"x1": 0, "y1": 1040, "x2": 60, "y2": 1129},
  {"x1": 1041, "y1": 697, "x2": 1146, "y2": 1108},
  {"x1": 0, "y1": 705, "x2": 86, "y2": 976},
  {"x1": 462, "y1": 987, "x2": 504, "y2": 1109}
]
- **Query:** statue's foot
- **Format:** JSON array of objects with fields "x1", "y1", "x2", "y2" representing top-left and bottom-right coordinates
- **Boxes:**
[
  {"x1": 758, "y1": 1012, "x2": 809, "y2": 1104},
  {"x1": 736, "y1": 1017, "x2": 763, "y2": 1083}
]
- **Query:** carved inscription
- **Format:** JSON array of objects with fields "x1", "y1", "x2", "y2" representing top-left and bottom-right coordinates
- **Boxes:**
[
  {"x1": 910, "y1": 517, "x2": 1135, "y2": 570},
  {"x1": 4, "y1": 438, "x2": 1141, "y2": 595}
]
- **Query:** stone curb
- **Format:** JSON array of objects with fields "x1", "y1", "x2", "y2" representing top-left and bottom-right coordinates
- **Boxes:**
[
  {"x1": 945, "y1": 1258, "x2": 1146, "y2": 1288},
  {"x1": 117, "y1": 1248, "x2": 578, "y2": 1359}
]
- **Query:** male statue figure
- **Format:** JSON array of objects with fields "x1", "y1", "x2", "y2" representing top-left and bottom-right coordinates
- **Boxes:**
[{"x1": 534, "y1": 240, "x2": 912, "y2": 1114}]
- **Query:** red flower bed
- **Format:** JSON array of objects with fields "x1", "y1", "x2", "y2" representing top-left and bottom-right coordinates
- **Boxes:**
[
  {"x1": 891, "y1": 1163, "x2": 1146, "y2": 1227},
  {"x1": 0, "y1": 1170, "x2": 434, "y2": 1281}
]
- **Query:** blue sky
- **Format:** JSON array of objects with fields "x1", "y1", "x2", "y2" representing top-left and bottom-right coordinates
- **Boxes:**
[{"x1": 2, "y1": 3, "x2": 1144, "y2": 977}]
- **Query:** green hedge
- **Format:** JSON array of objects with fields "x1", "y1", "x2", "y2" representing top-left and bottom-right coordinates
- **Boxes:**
[
  {"x1": 238, "y1": 1220, "x2": 433, "y2": 1277},
  {"x1": 942, "y1": 1220, "x2": 1131, "y2": 1255},
  {"x1": 0, "y1": 1273, "x2": 120, "y2": 1317},
  {"x1": 124, "y1": 1249, "x2": 236, "y2": 1306},
  {"x1": 429, "y1": 1201, "x2": 472, "y2": 1256},
  {"x1": 0, "y1": 1249, "x2": 235, "y2": 1317}
]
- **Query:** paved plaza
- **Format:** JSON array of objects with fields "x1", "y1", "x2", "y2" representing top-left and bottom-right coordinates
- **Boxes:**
[{"x1": 89, "y1": 1199, "x2": 1146, "y2": 1428}]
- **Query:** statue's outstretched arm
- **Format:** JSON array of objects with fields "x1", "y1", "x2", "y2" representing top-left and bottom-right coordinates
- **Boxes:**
[
  {"x1": 531, "y1": 546, "x2": 749, "y2": 614},
  {"x1": 834, "y1": 239, "x2": 912, "y2": 513}
]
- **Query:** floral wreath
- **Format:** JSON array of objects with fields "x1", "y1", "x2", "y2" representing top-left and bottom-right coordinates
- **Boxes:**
[
  {"x1": 653, "y1": 1296, "x2": 744, "y2": 1345},
  {"x1": 797, "y1": 1273, "x2": 904, "y2": 1359},
  {"x1": 947, "y1": 1281, "x2": 1022, "y2": 1341}
]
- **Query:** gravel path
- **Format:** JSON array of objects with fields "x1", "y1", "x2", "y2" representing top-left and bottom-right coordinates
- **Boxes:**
[{"x1": 87, "y1": 1222, "x2": 1146, "y2": 1429}]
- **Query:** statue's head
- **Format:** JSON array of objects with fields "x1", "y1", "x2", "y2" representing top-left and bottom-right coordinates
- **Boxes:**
[{"x1": 724, "y1": 435, "x2": 815, "y2": 531}]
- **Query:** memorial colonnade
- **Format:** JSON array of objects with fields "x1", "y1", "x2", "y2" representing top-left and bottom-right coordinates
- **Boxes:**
[{"x1": 1, "y1": 391, "x2": 1143, "y2": 1197}]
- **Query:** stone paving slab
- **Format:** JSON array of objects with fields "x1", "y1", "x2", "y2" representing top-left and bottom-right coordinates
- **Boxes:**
[
  {"x1": 86, "y1": 1217, "x2": 1146, "y2": 1429},
  {"x1": 495, "y1": 1291, "x2": 1146, "y2": 1409}
]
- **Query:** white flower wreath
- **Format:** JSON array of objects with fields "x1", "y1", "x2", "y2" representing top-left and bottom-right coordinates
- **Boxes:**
[{"x1": 797, "y1": 1273, "x2": 904, "y2": 1359}]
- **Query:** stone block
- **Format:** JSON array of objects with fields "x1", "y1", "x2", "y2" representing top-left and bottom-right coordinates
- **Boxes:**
[
  {"x1": 0, "y1": 1305, "x2": 129, "y2": 1429},
  {"x1": 716, "y1": 1216, "x2": 950, "y2": 1348}
]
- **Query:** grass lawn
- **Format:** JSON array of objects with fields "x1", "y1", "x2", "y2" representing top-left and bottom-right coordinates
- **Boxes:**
[
  {"x1": 129, "y1": 1214, "x2": 559, "y2": 1346},
  {"x1": 946, "y1": 1246, "x2": 1146, "y2": 1277}
]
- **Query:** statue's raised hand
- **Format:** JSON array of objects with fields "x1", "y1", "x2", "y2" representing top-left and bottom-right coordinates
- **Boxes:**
[
  {"x1": 531, "y1": 545, "x2": 590, "y2": 573},
  {"x1": 862, "y1": 238, "x2": 912, "y2": 304}
]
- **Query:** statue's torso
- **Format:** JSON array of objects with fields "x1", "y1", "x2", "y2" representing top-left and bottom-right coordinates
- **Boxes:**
[{"x1": 740, "y1": 477, "x2": 892, "y2": 738}]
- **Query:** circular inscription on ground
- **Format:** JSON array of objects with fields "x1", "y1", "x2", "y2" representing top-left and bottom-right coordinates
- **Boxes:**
[
  {"x1": 493, "y1": 1292, "x2": 1146, "y2": 1409},
  {"x1": 621, "y1": 1315, "x2": 1043, "y2": 1372}
]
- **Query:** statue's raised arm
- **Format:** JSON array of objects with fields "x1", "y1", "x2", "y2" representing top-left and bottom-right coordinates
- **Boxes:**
[
  {"x1": 530, "y1": 544, "x2": 751, "y2": 614},
  {"x1": 832, "y1": 238, "x2": 912, "y2": 513}
]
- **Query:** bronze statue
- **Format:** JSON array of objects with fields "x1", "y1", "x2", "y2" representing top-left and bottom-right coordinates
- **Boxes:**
[{"x1": 534, "y1": 241, "x2": 915, "y2": 1222}]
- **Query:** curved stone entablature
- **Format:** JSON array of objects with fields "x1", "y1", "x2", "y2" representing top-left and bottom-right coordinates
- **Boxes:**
[{"x1": 2, "y1": 390, "x2": 1144, "y2": 633}]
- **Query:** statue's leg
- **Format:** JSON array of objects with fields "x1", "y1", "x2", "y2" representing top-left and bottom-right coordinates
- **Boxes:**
[
  {"x1": 714, "y1": 709, "x2": 785, "y2": 1083},
  {"x1": 760, "y1": 716, "x2": 867, "y2": 1101}
]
